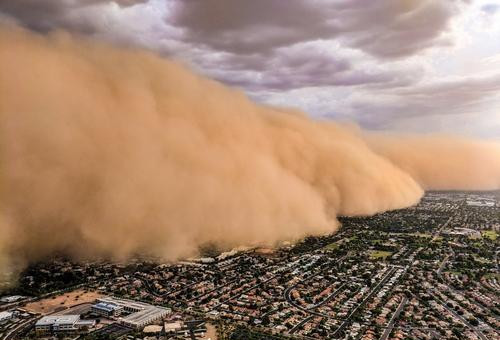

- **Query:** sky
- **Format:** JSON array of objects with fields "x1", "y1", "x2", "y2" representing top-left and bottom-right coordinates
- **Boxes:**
[{"x1": 1, "y1": 0, "x2": 499, "y2": 137}]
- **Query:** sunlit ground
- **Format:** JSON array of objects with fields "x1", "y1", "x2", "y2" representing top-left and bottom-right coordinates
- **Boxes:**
[
  {"x1": 0, "y1": 255, "x2": 15, "y2": 292},
  {"x1": 0, "y1": 270, "x2": 13, "y2": 291}
]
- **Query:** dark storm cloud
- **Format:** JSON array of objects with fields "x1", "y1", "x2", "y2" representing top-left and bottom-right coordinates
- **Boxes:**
[
  {"x1": 3, "y1": 0, "x2": 467, "y2": 59},
  {"x1": 332, "y1": 0, "x2": 467, "y2": 58},
  {"x1": 170, "y1": 0, "x2": 467, "y2": 59},
  {"x1": 170, "y1": 0, "x2": 335, "y2": 55},
  {"x1": 204, "y1": 44, "x2": 417, "y2": 91},
  {"x1": 166, "y1": 0, "x2": 469, "y2": 102},
  {"x1": 1, "y1": 0, "x2": 470, "y2": 92},
  {"x1": 1, "y1": 0, "x2": 493, "y2": 137},
  {"x1": 0, "y1": 0, "x2": 147, "y2": 31},
  {"x1": 182, "y1": 37, "x2": 425, "y2": 93}
]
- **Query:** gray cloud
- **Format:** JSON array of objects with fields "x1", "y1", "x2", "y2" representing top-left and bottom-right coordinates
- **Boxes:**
[
  {"x1": 0, "y1": 0, "x2": 147, "y2": 32},
  {"x1": 170, "y1": 0, "x2": 467, "y2": 59},
  {"x1": 1, "y1": 0, "x2": 496, "y2": 138},
  {"x1": 398, "y1": 74, "x2": 500, "y2": 105},
  {"x1": 481, "y1": 3, "x2": 499, "y2": 14},
  {"x1": 3, "y1": 0, "x2": 468, "y2": 60},
  {"x1": 164, "y1": 0, "x2": 472, "y2": 111},
  {"x1": 196, "y1": 43, "x2": 421, "y2": 91},
  {"x1": 346, "y1": 73, "x2": 500, "y2": 131},
  {"x1": 333, "y1": 0, "x2": 465, "y2": 58},
  {"x1": 170, "y1": 0, "x2": 335, "y2": 55}
]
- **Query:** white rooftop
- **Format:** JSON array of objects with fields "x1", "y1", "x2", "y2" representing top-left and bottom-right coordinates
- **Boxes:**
[
  {"x1": 36, "y1": 315, "x2": 80, "y2": 326},
  {"x1": 143, "y1": 325, "x2": 163, "y2": 333},
  {"x1": 0, "y1": 311, "x2": 13, "y2": 320},
  {"x1": 96, "y1": 297, "x2": 170, "y2": 328},
  {"x1": 0, "y1": 296, "x2": 26, "y2": 303},
  {"x1": 164, "y1": 321, "x2": 183, "y2": 331}
]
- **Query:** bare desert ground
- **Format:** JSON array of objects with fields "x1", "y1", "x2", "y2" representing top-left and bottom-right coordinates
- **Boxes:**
[
  {"x1": 24, "y1": 289, "x2": 103, "y2": 314},
  {"x1": 202, "y1": 323, "x2": 218, "y2": 340}
]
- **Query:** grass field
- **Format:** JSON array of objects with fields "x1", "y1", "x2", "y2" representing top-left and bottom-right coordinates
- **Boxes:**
[
  {"x1": 369, "y1": 250, "x2": 392, "y2": 260},
  {"x1": 324, "y1": 242, "x2": 340, "y2": 251},
  {"x1": 483, "y1": 273, "x2": 500, "y2": 280},
  {"x1": 482, "y1": 230, "x2": 498, "y2": 240},
  {"x1": 473, "y1": 256, "x2": 491, "y2": 264},
  {"x1": 324, "y1": 237, "x2": 358, "y2": 251},
  {"x1": 409, "y1": 232, "x2": 432, "y2": 238}
]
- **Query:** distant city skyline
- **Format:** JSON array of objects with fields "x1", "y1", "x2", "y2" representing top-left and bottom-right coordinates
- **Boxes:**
[{"x1": 1, "y1": 0, "x2": 499, "y2": 138}]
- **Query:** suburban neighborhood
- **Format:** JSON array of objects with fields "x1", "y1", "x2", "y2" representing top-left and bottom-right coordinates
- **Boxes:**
[{"x1": 1, "y1": 191, "x2": 499, "y2": 340}]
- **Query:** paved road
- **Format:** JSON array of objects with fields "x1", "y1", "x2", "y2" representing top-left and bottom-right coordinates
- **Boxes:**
[
  {"x1": 3, "y1": 318, "x2": 38, "y2": 340},
  {"x1": 495, "y1": 249, "x2": 499, "y2": 271},
  {"x1": 380, "y1": 297, "x2": 407, "y2": 340},
  {"x1": 283, "y1": 269, "x2": 341, "y2": 318},
  {"x1": 187, "y1": 278, "x2": 240, "y2": 303},
  {"x1": 213, "y1": 274, "x2": 279, "y2": 309},
  {"x1": 289, "y1": 315, "x2": 314, "y2": 334},
  {"x1": 429, "y1": 290, "x2": 489, "y2": 340},
  {"x1": 432, "y1": 215, "x2": 453, "y2": 241},
  {"x1": 437, "y1": 254, "x2": 450, "y2": 275},
  {"x1": 435, "y1": 252, "x2": 499, "y2": 332},
  {"x1": 284, "y1": 286, "x2": 330, "y2": 318},
  {"x1": 204, "y1": 257, "x2": 305, "y2": 309},
  {"x1": 310, "y1": 284, "x2": 346, "y2": 309},
  {"x1": 331, "y1": 267, "x2": 397, "y2": 338},
  {"x1": 441, "y1": 302, "x2": 488, "y2": 340}
]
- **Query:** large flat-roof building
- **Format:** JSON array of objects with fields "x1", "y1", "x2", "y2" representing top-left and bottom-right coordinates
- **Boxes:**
[
  {"x1": 35, "y1": 315, "x2": 96, "y2": 335},
  {"x1": 94, "y1": 297, "x2": 170, "y2": 329},
  {"x1": 91, "y1": 302, "x2": 123, "y2": 317},
  {"x1": 0, "y1": 311, "x2": 13, "y2": 324},
  {"x1": 0, "y1": 296, "x2": 26, "y2": 303}
]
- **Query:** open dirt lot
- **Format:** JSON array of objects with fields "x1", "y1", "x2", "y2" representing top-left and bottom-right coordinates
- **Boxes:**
[
  {"x1": 55, "y1": 302, "x2": 92, "y2": 315},
  {"x1": 24, "y1": 289, "x2": 103, "y2": 314},
  {"x1": 202, "y1": 323, "x2": 218, "y2": 340}
]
